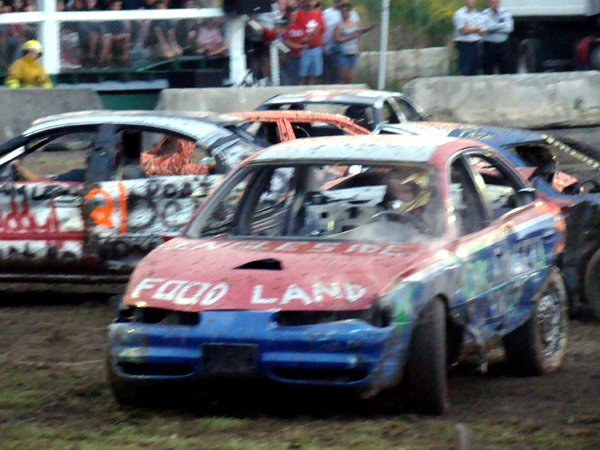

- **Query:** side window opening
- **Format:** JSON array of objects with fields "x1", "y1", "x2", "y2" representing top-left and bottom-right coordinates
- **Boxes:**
[
  {"x1": 395, "y1": 98, "x2": 423, "y2": 121},
  {"x1": 450, "y1": 158, "x2": 487, "y2": 236},
  {"x1": 380, "y1": 102, "x2": 400, "y2": 125},
  {"x1": 116, "y1": 128, "x2": 206, "y2": 178},
  {"x1": 466, "y1": 154, "x2": 526, "y2": 220},
  {"x1": 20, "y1": 130, "x2": 96, "y2": 182}
]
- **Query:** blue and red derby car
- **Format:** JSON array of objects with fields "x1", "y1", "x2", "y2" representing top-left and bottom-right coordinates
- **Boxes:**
[{"x1": 108, "y1": 135, "x2": 568, "y2": 415}]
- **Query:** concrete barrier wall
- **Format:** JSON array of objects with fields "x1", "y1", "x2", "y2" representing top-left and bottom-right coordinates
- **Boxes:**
[
  {"x1": 0, "y1": 88, "x2": 103, "y2": 139},
  {"x1": 354, "y1": 48, "x2": 450, "y2": 87},
  {"x1": 403, "y1": 72, "x2": 600, "y2": 129},
  {"x1": 157, "y1": 84, "x2": 369, "y2": 113}
]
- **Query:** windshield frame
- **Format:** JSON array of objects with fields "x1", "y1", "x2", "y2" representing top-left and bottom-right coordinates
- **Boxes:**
[{"x1": 184, "y1": 159, "x2": 446, "y2": 243}]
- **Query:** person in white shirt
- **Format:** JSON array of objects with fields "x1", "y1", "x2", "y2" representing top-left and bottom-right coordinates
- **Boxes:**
[
  {"x1": 482, "y1": 0, "x2": 514, "y2": 74},
  {"x1": 453, "y1": 0, "x2": 485, "y2": 76},
  {"x1": 322, "y1": 0, "x2": 359, "y2": 83}
]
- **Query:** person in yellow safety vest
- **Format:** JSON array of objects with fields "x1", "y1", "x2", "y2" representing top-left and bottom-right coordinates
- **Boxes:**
[{"x1": 5, "y1": 40, "x2": 53, "y2": 88}]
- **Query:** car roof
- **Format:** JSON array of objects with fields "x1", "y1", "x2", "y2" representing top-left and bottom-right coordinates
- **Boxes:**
[
  {"x1": 261, "y1": 89, "x2": 406, "y2": 106},
  {"x1": 25, "y1": 110, "x2": 247, "y2": 145},
  {"x1": 250, "y1": 135, "x2": 458, "y2": 164}
]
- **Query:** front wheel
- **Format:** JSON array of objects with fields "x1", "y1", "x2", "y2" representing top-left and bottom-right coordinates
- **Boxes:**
[
  {"x1": 405, "y1": 298, "x2": 448, "y2": 415},
  {"x1": 584, "y1": 248, "x2": 600, "y2": 320},
  {"x1": 503, "y1": 267, "x2": 568, "y2": 376},
  {"x1": 107, "y1": 355, "x2": 184, "y2": 407}
]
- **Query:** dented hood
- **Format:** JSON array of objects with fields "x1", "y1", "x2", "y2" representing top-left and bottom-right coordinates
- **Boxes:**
[{"x1": 125, "y1": 237, "x2": 442, "y2": 312}]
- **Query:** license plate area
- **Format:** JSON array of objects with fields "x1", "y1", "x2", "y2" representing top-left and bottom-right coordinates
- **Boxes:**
[{"x1": 203, "y1": 343, "x2": 258, "y2": 375}]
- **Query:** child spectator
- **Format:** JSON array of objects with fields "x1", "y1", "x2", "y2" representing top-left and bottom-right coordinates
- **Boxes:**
[{"x1": 194, "y1": 18, "x2": 227, "y2": 56}]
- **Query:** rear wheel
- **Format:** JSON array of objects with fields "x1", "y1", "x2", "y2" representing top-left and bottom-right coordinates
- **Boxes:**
[
  {"x1": 405, "y1": 298, "x2": 448, "y2": 415},
  {"x1": 584, "y1": 248, "x2": 600, "y2": 321},
  {"x1": 504, "y1": 267, "x2": 568, "y2": 375}
]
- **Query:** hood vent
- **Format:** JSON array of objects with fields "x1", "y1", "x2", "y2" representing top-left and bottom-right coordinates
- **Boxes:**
[{"x1": 234, "y1": 258, "x2": 283, "y2": 271}]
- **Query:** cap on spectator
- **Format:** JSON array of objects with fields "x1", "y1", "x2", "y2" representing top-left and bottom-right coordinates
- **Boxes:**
[{"x1": 23, "y1": 40, "x2": 43, "y2": 54}]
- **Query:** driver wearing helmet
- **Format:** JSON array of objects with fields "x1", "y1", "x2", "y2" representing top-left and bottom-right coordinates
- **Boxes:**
[
  {"x1": 384, "y1": 168, "x2": 432, "y2": 215},
  {"x1": 5, "y1": 40, "x2": 53, "y2": 88}
]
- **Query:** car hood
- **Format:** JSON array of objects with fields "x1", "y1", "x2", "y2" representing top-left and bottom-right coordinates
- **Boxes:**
[{"x1": 124, "y1": 238, "x2": 446, "y2": 312}]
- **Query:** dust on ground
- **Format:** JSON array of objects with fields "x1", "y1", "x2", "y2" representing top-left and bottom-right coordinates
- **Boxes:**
[{"x1": 1, "y1": 296, "x2": 599, "y2": 450}]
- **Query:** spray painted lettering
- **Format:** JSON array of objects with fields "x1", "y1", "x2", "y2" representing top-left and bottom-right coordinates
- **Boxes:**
[{"x1": 130, "y1": 278, "x2": 367, "y2": 306}]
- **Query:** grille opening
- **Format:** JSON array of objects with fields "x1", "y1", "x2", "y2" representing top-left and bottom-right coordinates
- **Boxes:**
[
  {"x1": 277, "y1": 305, "x2": 392, "y2": 328},
  {"x1": 272, "y1": 368, "x2": 369, "y2": 383},
  {"x1": 119, "y1": 362, "x2": 193, "y2": 376},
  {"x1": 117, "y1": 307, "x2": 200, "y2": 326},
  {"x1": 235, "y1": 258, "x2": 283, "y2": 271}
]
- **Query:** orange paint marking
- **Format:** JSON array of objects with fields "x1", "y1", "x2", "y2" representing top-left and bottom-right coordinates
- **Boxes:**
[
  {"x1": 117, "y1": 182, "x2": 128, "y2": 235},
  {"x1": 86, "y1": 189, "x2": 114, "y2": 228}
]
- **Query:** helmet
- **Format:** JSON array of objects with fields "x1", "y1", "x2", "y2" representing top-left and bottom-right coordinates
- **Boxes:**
[
  {"x1": 22, "y1": 40, "x2": 43, "y2": 54},
  {"x1": 386, "y1": 168, "x2": 432, "y2": 213}
]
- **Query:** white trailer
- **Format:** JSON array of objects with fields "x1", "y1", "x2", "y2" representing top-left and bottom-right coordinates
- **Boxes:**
[{"x1": 500, "y1": 0, "x2": 600, "y2": 71}]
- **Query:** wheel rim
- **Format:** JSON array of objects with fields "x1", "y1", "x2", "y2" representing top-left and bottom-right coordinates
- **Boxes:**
[{"x1": 536, "y1": 287, "x2": 565, "y2": 360}]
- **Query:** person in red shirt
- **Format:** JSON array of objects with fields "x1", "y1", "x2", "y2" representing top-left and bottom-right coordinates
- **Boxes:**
[
  {"x1": 282, "y1": 8, "x2": 307, "y2": 85},
  {"x1": 294, "y1": 0, "x2": 326, "y2": 85}
]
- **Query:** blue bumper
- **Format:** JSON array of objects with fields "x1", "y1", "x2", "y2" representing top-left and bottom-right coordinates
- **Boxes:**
[{"x1": 108, "y1": 311, "x2": 411, "y2": 396}]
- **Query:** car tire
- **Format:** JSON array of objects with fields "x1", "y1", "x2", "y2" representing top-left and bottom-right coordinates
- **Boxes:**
[
  {"x1": 405, "y1": 298, "x2": 448, "y2": 415},
  {"x1": 107, "y1": 356, "x2": 182, "y2": 408},
  {"x1": 503, "y1": 267, "x2": 568, "y2": 376},
  {"x1": 584, "y1": 248, "x2": 600, "y2": 321}
]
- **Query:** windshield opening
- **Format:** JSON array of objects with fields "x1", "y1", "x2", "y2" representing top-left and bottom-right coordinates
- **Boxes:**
[{"x1": 186, "y1": 162, "x2": 444, "y2": 243}]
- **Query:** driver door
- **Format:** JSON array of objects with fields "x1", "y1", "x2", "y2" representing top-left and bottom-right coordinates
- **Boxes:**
[{"x1": 0, "y1": 127, "x2": 98, "y2": 273}]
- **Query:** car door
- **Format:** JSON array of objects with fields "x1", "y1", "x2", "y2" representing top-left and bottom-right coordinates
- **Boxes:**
[
  {"x1": 0, "y1": 126, "x2": 98, "y2": 273},
  {"x1": 450, "y1": 155, "x2": 511, "y2": 340},
  {"x1": 82, "y1": 126, "x2": 224, "y2": 273},
  {"x1": 464, "y1": 151, "x2": 558, "y2": 331}
]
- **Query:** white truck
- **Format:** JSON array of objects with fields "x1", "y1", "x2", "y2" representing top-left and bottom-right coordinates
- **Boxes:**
[{"x1": 502, "y1": 0, "x2": 600, "y2": 71}]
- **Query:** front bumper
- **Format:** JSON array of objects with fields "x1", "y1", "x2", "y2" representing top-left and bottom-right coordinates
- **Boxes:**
[{"x1": 108, "y1": 310, "x2": 410, "y2": 396}]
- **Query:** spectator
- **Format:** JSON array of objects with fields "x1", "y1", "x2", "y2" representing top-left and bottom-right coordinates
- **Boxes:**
[
  {"x1": 295, "y1": 0, "x2": 325, "y2": 85},
  {"x1": 322, "y1": 0, "x2": 359, "y2": 84},
  {"x1": 281, "y1": 7, "x2": 306, "y2": 85},
  {"x1": 453, "y1": 0, "x2": 484, "y2": 76},
  {"x1": 177, "y1": 0, "x2": 201, "y2": 54},
  {"x1": 482, "y1": 0, "x2": 514, "y2": 74},
  {"x1": 147, "y1": 0, "x2": 183, "y2": 59},
  {"x1": 78, "y1": 0, "x2": 104, "y2": 67},
  {"x1": 5, "y1": 40, "x2": 53, "y2": 88},
  {"x1": 101, "y1": 0, "x2": 132, "y2": 67},
  {"x1": 194, "y1": 18, "x2": 227, "y2": 56},
  {"x1": 333, "y1": 2, "x2": 371, "y2": 84},
  {"x1": 246, "y1": 2, "x2": 280, "y2": 83}
]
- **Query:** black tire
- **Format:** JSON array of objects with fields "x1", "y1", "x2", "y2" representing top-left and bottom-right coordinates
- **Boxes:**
[
  {"x1": 584, "y1": 248, "x2": 600, "y2": 321},
  {"x1": 516, "y1": 39, "x2": 539, "y2": 73},
  {"x1": 107, "y1": 355, "x2": 183, "y2": 408},
  {"x1": 405, "y1": 298, "x2": 448, "y2": 415},
  {"x1": 504, "y1": 267, "x2": 568, "y2": 376}
]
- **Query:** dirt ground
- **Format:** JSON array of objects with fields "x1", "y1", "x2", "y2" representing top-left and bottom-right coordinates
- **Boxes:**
[{"x1": 1, "y1": 295, "x2": 600, "y2": 450}]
